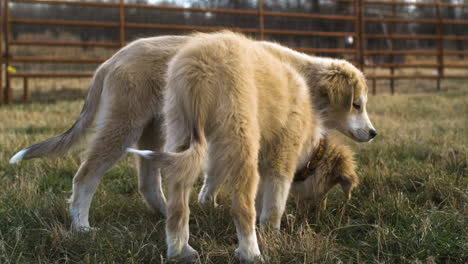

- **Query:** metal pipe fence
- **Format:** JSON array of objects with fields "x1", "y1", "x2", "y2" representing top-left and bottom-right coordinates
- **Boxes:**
[{"x1": 1, "y1": 0, "x2": 467, "y2": 104}]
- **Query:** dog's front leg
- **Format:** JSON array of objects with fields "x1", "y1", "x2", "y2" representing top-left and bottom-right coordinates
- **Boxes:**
[
  {"x1": 259, "y1": 171, "x2": 292, "y2": 230},
  {"x1": 255, "y1": 176, "x2": 265, "y2": 221},
  {"x1": 198, "y1": 173, "x2": 222, "y2": 208}
]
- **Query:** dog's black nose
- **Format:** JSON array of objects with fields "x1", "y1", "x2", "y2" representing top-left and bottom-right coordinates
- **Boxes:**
[{"x1": 369, "y1": 129, "x2": 377, "y2": 139}]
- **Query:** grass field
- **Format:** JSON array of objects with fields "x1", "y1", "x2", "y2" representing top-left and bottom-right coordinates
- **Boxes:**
[{"x1": 0, "y1": 90, "x2": 466, "y2": 263}]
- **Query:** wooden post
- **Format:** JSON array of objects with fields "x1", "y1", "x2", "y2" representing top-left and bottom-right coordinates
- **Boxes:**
[
  {"x1": 354, "y1": 0, "x2": 361, "y2": 70},
  {"x1": 258, "y1": 0, "x2": 264, "y2": 40},
  {"x1": 0, "y1": 0, "x2": 3, "y2": 105},
  {"x1": 23, "y1": 77, "x2": 29, "y2": 103},
  {"x1": 359, "y1": 0, "x2": 365, "y2": 73},
  {"x1": 119, "y1": 0, "x2": 126, "y2": 46},
  {"x1": 435, "y1": 0, "x2": 444, "y2": 91},
  {"x1": 4, "y1": 0, "x2": 11, "y2": 104},
  {"x1": 372, "y1": 78, "x2": 376, "y2": 95},
  {"x1": 390, "y1": 0, "x2": 396, "y2": 94}
]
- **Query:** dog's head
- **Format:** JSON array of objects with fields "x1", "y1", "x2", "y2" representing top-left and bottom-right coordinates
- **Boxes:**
[
  {"x1": 315, "y1": 62, "x2": 377, "y2": 142},
  {"x1": 291, "y1": 140, "x2": 359, "y2": 210}
]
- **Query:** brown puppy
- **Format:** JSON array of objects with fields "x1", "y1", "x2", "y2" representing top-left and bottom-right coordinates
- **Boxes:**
[{"x1": 290, "y1": 136, "x2": 359, "y2": 211}]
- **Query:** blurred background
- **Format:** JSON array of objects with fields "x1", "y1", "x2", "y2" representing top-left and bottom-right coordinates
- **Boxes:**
[{"x1": 0, "y1": 0, "x2": 467, "y2": 103}]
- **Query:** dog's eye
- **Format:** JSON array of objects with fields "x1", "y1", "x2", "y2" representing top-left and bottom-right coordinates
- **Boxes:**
[{"x1": 352, "y1": 103, "x2": 361, "y2": 110}]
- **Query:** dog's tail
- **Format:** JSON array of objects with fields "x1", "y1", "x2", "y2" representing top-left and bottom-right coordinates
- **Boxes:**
[
  {"x1": 127, "y1": 127, "x2": 207, "y2": 183},
  {"x1": 9, "y1": 66, "x2": 107, "y2": 164}
]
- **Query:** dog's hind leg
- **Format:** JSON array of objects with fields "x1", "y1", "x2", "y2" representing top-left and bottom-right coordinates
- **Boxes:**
[
  {"x1": 163, "y1": 131, "x2": 201, "y2": 261},
  {"x1": 207, "y1": 126, "x2": 262, "y2": 261},
  {"x1": 69, "y1": 119, "x2": 144, "y2": 231},
  {"x1": 135, "y1": 117, "x2": 167, "y2": 216},
  {"x1": 228, "y1": 150, "x2": 262, "y2": 261}
]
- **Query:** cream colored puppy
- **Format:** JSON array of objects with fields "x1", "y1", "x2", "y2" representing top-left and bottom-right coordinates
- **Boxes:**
[{"x1": 129, "y1": 31, "x2": 375, "y2": 262}]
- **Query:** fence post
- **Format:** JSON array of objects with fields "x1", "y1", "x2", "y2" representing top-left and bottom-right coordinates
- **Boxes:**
[
  {"x1": 354, "y1": 0, "x2": 361, "y2": 69},
  {"x1": 119, "y1": 0, "x2": 126, "y2": 46},
  {"x1": 4, "y1": 0, "x2": 11, "y2": 104},
  {"x1": 23, "y1": 77, "x2": 29, "y2": 103},
  {"x1": 358, "y1": 0, "x2": 365, "y2": 71},
  {"x1": 358, "y1": 0, "x2": 369, "y2": 93},
  {"x1": 435, "y1": 0, "x2": 444, "y2": 91},
  {"x1": 258, "y1": 0, "x2": 264, "y2": 40},
  {"x1": 0, "y1": 0, "x2": 3, "y2": 105},
  {"x1": 390, "y1": 0, "x2": 396, "y2": 95},
  {"x1": 372, "y1": 78, "x2": 376, "y2": 95}
]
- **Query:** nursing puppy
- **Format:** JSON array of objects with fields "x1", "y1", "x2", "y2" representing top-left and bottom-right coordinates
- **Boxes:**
[{"x1": 128, "y1": 31, "x2": 375, "y2": 262}]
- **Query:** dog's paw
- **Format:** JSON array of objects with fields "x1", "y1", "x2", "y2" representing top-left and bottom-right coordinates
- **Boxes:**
[
  {"x1": 168, "y1": 244, "x2": 198, "y2": 263},
  {"x1": 72, "y1": 225, "x2": 98, "y2": 232},
  {"x1": 234, "y1": 248, "x2": 264, "y2": 263}
]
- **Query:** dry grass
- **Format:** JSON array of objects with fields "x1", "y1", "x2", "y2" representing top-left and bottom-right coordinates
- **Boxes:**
[{"x1": 0, "y1": 89, "x2": 466, "y2": 263}]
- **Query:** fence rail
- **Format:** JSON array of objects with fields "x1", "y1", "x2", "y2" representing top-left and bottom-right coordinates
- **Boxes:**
[{"x1": 1, "y1": 0, "x2": 467, "y2": 104}]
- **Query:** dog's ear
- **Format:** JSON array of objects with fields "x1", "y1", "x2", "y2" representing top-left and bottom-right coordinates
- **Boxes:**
[
  {"x1": 319, "y1": 63, "x2": 356, "y2": 112},
  {"x1": 339, "y1": 172, "x2": 359, "y2": 200}
]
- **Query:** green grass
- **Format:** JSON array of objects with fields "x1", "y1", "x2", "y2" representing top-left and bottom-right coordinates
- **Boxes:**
[{"x1": 0, "y1": 90, "x2": 467, "y2": 263}]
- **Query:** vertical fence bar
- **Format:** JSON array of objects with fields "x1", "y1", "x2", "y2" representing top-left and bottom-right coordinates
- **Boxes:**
[
  {"x1": 23, "y1": 77, "x2": 28, "y2": 103},
  {"x1": 0, "y1": 0, "x2": 3, "y2": 105},
  {"x1": 390, "y1": 0, "x2": 396, "y2": 94},
  {"x1": 258, "y1": 0, "x2": 264, "y2": 40},
  {"x1": 354, "y1": 0, "x2": 361, "y2": 70},
  {"x1": 435, "y1": 0, "x2": 444, "y2": 91},
  {"x1": 119, "y1": 0, "x2": 126, "y2": 46},
  {"x1": 372, "y1": 78, "x2": 376, "y2": 95},
  {"x1": 358, "y1": 0, "x2": 368, "y2": 92},
  {"x1": 359, "y1": 0, "x2": 365, "y2": 72},
  {"x1": 4, "y1": 0, "x2": 10, "y2": 104}
]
